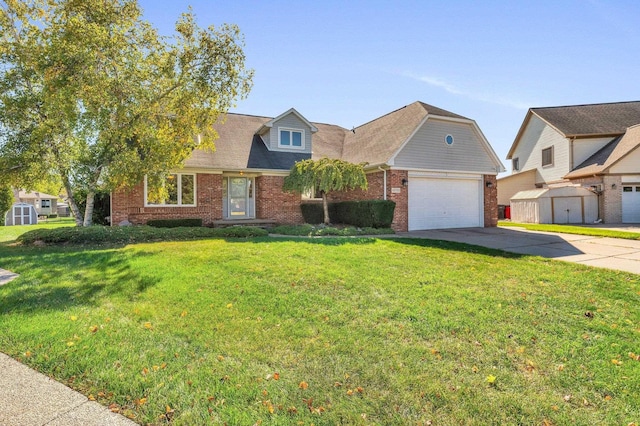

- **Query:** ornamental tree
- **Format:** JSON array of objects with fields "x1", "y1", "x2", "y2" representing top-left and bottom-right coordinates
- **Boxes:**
[
  {"x1": 0, "y1": 0, "x2": 253, "y2": 225},
  {"x1": 283, "y1": 157, "x2": 368, "y2": 225}
]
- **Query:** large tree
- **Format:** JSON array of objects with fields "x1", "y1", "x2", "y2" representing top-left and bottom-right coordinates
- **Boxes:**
[
  {"x1": 283, "y1": 157, "x2": 368, "y2": 225},
  {"x1": 0, "y1": 0, "x2": 253, "y2": 225}
]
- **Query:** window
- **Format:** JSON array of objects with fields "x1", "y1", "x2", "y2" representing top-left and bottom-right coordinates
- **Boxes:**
[
  {"x1": 541, "y1": 146, "x2": 553, "y2": 167},
  {"x1": 40, "y1": 199, "x2": 51, "y2": 208},
  {"x1": 623, "y1": 186, "x2": 633, "y2": 192},
  {"x1": 146, "y1": 173, "x2": 196, "y2": 206},
  {"x1": 279, "y1": 128, "x2": 304, "y2": 149},
  {"x1": 512, "y1": 157, "x2": 520, "y2": 171},
  {"x1": 302, "y1": 184, "x2": 323, "y2": 200}
]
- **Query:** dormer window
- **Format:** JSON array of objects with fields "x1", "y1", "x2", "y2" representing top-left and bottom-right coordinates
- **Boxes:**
[{"x1": 279, "y1": 128, "x2": 304, "y2": 149}]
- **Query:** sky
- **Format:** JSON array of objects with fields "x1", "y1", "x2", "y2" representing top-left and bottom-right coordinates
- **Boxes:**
[{"x1": 138, "y1": 0, "x2": 640, "y2": 175}]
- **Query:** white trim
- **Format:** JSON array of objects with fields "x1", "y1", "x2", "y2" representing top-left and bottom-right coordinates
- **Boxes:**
[
  {"x1": 393, "y1": 166, "x2": 498, "y2": 176},
  {"x1": 277, "y1": 127, "x2": 305, "y2": 150},
  {"x1": 144, "y1": 173, "x2": 197, "y2": 207},
  {"x1": 408, "y1": 171, "x2": 482, "y2": 180}
]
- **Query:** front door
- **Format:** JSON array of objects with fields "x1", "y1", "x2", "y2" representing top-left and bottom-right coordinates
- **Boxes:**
[{"x1": 228, "y1": 177, "x2": 250, "y2": 218}]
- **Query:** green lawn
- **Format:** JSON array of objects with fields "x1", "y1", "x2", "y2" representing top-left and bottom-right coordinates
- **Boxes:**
[
  {"x1": 499, "y1": 221, "x2": 640, "y2": 240},
  {"x1": 0, "y1": 228, "x2": 639, "y2": 425}
]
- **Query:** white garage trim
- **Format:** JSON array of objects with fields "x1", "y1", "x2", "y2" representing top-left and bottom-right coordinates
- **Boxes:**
[
  {"x1": 622, "y1": 183, "x2": 640, "y2": 223},
  {"x1": 408, "y1": 174, "x2": 483, "y2": 230}
]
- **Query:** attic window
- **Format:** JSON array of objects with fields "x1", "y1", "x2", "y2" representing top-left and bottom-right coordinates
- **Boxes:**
[
  {"x1": 512, "y1": 157, "x2": 520, "y2": 171},
  {"x1": 445, "y1": 134, "x2": 454, "y2": 145},
  {"x1": 279, "y1": 128, "x2": 304, "y2": 149},
  {"x1": 541, "y1": 146, "x2": 554, "y2": 167}
]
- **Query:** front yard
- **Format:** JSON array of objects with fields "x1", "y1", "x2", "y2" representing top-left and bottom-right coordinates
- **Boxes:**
[{"x1": 0, "y1": 226, "x2": 638, "y2": 425}]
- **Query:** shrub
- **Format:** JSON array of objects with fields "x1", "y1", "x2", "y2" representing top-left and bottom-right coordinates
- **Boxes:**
[
  {"x1": 270, "y1": 224, "x2": 394, "y2": 237},
  {"x1": 334, "y1": 200, "x2": 395, "y2": 228},
  {"x1": 147, "y1": 218, "x2": 203, "y2": 228},
  {"x1": 0, "y1": 186, "x2": 14, "y2": 226},
  {"x1": 47, "y1": 214, "x2": 58, "y2": 219},
  {"x1": 300, "y1": 202, "x2": 336, "y2": 224},
  {"x1": 17, "y1": 225, "x2": 267, "y2": 245}
]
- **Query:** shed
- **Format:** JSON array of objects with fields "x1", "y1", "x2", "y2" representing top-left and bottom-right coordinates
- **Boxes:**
[
  {"x1": 4, "y1": 203, "x2": 39, "y2": 226},
  {"x1": 510, "y1": 186, "x2": 598, "y2": 224}
]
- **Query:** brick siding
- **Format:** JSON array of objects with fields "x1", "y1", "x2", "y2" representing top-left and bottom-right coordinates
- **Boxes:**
[
  {"x1": 255, "y1": 176, "x2": 304, "y2": 224},
  {"x1": 568, "y1": 176, "x2": 621, "y2": 223},
  {"x1": 484, "y1": 175, "x2": 498, "y2": 227},
  {"x1": 111, "y1": 174, "x2": 223, "y2": 226}
]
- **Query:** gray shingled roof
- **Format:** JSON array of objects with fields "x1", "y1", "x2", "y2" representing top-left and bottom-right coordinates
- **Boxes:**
[
  {"x1": 532, "y1": 101, "x2": 640, "y2": 137},
  {"x1": 565, "y1": 124, "x2": 640, "y2": 178},
  {"x1": 184, "y1": 101, "x2": 474, "y2": 171}
]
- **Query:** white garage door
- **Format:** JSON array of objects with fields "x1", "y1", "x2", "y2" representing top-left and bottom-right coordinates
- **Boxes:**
[
  {"x1": 622, "y1": 185, "x2": 640, "y2": 223},
  {"x1": 408, "y1": 176, "x2": 483, "y2": 230}
]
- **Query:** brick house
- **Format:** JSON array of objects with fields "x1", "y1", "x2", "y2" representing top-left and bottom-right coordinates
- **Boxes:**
[
  {"x1": 111, "y1": 101, "x2": 505, "y2": 231},
  {"x1": 498, "y1": 101, "x2": 640, "y2": 224}
]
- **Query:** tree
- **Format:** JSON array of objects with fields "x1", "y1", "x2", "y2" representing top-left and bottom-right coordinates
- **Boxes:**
[
  {"x1": 283, "y1": 158, "x2": 368, "y2": 225},
  {"x1": 0, "y1": 0, "x2": 253, "y2": 226},
  {"x1": 0, "y1": 185, "x2": 13, "y2": 225}
]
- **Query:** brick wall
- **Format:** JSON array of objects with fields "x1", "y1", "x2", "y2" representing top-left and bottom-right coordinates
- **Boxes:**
[
  {"x1": 111, "y1": 174, "x2": 223, "y2": 226},
  {"x1": 255, "y1": 175, "x2": 305, "y2": 224},
  {"x1": 568, "y1": 176, "x2": 622, "y2": 223},
  {"x1": 484, "y1": 175, "x2": 498, "y2": 227}
]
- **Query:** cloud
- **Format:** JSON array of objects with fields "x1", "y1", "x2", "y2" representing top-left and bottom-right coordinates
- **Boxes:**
[{"x1": 400, "y1": 71, "x2": 531, "y2": 110}]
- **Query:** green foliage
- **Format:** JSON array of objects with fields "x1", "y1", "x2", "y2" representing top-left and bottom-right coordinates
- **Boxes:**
[
  {"x1": 0, "y1": 186, "x2": 13, "y2": 225},
  {"x1": 335, "y1": 200, "x2": 396, "y2": 228},
  {"x1": 284, "y1": 158, "x2": 368, "y2": 224},
  {"x1": 16, "y1": 225, "x2": 267, "y2": 245},
  {"x1": 270, "y1": 224, "x2": 395, "y2": 236},
  {"x1": 301, "y1": 200, "x2": 395, "y2": 227},
  {"x1": 0, "y1": 0, "x2": 253, "y2": 225},
  {"x1": 300, "y1": 202, "x2": 336, "y2": 224},
  {"x1": 72, "y1": 190, "x2": 111, "y2": 225},
  {"x1": 147, "y1": 218, "x2": 203, "y2": 228}
]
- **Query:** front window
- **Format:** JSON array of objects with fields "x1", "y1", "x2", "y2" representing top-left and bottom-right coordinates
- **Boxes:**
[
  {"x1": 279, "y1": 128, "x2": 304, "y2": 149},
  {"x1": 302, "y1": 184, "x2": 323, "y2": 200},
  {"x1": 40, "y1": 199, "x2": 51, "y2": 208},
  {"x1": 146, "y1": 173, "x2": 196, "y2": 206},
  {"x1": 542, "y1": 146, "x2": 553, "y2": 167}
]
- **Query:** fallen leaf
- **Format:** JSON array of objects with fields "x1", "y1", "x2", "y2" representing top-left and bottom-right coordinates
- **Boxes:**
[
  {"x1": 180, "y1": 310, "x2": 187, "y2": 317},
  {"x1": 24, "y1": 351, "x2": 32, "y2": 358},
  {"x1": 66, "y1": 341, "x2": 74, "y2": 347},
  {"x1": 70, "y1": 315, "x2": 78, "y2": 321},
  {"x1": 299, "y1": 381, "x2": 309, "y2": 390},
  {"x1": 273, "y1": 372, "x2": 280, "y2": 380},
  {"x1": 88, "y1": 394, "x2": 96, "y2": 401},
  {"x1": 486, "y1": 375, "x2": 496, "y2": 384},
  {"x1": 143, "y1": 322, "x2": 152, "y2": 330},
  {"x1": 611, "y1": 359, "x2": 622, "y2": 366},
  {"x1": 563, "y1": 395, "x2": 572, "y2": 402},
  {"x1": 604, "y1": 395, "x2": 612, "y2": 401},
  {"x1": 226, "y1": 303, "x2": 233, "y2": 309},
  {"x1": 346, "y1": 389, "x2": 353, "y2": 396},
  {"x1": 89, "y1": 325, "x2": 98, "y2": 333},
  {"x1": 217, "y1": 355, "x2": 224, "y2": 362},
  {"x1": 356, "y1": 386, "x2": 364, "y2": 393}
]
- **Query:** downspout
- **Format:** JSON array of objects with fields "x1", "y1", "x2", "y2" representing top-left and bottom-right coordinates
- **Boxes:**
[{"x1": 378, "y1": 166, "x2": 387, "y2": 200}]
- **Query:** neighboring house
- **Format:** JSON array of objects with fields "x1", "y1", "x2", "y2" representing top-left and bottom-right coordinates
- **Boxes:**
[
  {"x1": 14, "y1": 190, "x2": 59, "y2": 216},
  {"x1": 499, "y1": 101, "x2": 640, "y2": 223},
  {"x1": 111, "y1": 101, "x2": 505, "y2": 231}
]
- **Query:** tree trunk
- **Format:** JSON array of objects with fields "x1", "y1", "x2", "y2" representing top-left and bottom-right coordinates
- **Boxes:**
[
  {"x1": 83, "y1": 190, "x2": 95, "y2": 226},
  {"x1": 61, "y1": 173, "x2": 83, "y2": 226},
  {"x1": 322, "y1": 191, "x2": 330, "y2": 225}
]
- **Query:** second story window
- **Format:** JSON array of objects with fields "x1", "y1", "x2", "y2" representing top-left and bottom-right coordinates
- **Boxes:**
[
  {"x1": 542, "y1": 146, "x2": 553, "y2": 167},
  {"x1": 512, "y1": 157, "x2": 520, "y2": 171},
  {"x1": 279, "y1": 128, "x2": 304, "y2": 149}
]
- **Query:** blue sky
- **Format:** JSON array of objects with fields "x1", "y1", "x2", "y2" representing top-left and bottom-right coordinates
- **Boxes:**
[{"x1": 139, "y1": 0, "x2": 640, "y2": 174}]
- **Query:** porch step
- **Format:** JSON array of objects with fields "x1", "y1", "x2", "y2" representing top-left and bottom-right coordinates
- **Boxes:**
[{"x1": 212, "y1": 219, "x2": 277, "y2": 229}]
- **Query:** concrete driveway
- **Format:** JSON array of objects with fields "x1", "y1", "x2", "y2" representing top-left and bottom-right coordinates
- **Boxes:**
[{"x1": 396, "y1": 226, "x2": 640, "y2": 275}]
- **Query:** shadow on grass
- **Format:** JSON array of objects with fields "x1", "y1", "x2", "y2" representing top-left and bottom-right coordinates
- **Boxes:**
[{"x1": 0, "y1": 246, "x2": 159, "y2": 316}]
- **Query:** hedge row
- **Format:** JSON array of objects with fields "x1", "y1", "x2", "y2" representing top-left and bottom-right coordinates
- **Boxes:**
[
  {"x1": 17, "y1": 225, "x2": 268, "y2": 245},
  {"x1": 147, "y1": 218, "x2": 203, "y2": 228},
  {"x1": 301, "y1": 200, "x2": 395, "y2": 228}
]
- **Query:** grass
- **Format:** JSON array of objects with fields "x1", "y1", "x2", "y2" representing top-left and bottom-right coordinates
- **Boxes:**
[
  {"x1": 0, "y1": 227, "x2": 639, "y2": 425},
  {"x1": 500, "y1": 221, "x2": 640, "y2": 240},
  {"x1": 0, "y1": 217, "x2": 76, "y2": 243},
  {"x1": 270, "y1": 224, "x2": 394, "y2": 236}
]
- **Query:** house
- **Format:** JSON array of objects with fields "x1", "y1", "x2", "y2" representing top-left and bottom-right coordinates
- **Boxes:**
[
  {"x1": 14, "y1": 190, "x2": 59, "y2": 217},
  {"x1": 499, "y1": 101, "x2": 640, "y2": 224},
  {"x1": 111, "y1": 101, "x2": 505, "y2": 231}
]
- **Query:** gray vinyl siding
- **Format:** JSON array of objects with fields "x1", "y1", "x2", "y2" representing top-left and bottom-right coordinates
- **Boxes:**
[
  {"x1": 572, "y1": 137, "x2": 614, "y2": 168},
  {"x1": 511, "y1": 115, "x2": 568, "y2": 184},
  {"x1": 268, "y1": 113, "x2": 313, "y2": 154},
  {"x1": 394, "y1": 119, "x2": 498, "y2": 173}
]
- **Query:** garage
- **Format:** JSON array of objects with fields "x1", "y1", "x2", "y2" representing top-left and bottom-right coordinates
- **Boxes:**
[
  {"x1": 622, "y1": 184, "x2": 640, "y2": 223},
  {"x1": 408, "y1": 174, "x2": 483, "y2": 230}
]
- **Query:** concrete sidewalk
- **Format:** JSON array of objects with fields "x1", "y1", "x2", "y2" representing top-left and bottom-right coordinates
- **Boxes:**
[
  {"x1": 397, "y1": 226, "x2": 640, "y2": 274},
  {"x1": 0, "y1": 352, "x2": 137, "y2": 426}
]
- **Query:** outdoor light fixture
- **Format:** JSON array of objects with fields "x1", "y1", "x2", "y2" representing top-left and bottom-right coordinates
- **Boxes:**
[
  {"x1": 486, "y1": 181, "x2": 494, "y2": 188},
  {"x1": 612, "y1": 183, "x2": 616, "y2": 189},
  {"x1": 401, "y1": 178, "x2": 408, "y2": 187}
]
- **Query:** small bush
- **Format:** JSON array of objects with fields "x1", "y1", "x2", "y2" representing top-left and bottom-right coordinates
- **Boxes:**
[
  {"x1": 47, "y1": 214, "x2": 58, "y2": 219},
  {"x1": 17, "y1": 225, "x2": 267, "y2": 245},
  {"x1": 147, "y1": 218, "x2": 203, "y2": 228},
  {"x1": 300, "y1": 202, "x2": 336, "y2": 224}
]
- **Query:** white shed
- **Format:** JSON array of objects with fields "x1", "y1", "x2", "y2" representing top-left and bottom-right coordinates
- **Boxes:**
[
  {"x1": 4, "y1": 203, "x2": 39, "y2": 226},
  {"x1": 510, "y1": 186, "x2": 598, "y2": 224}
]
